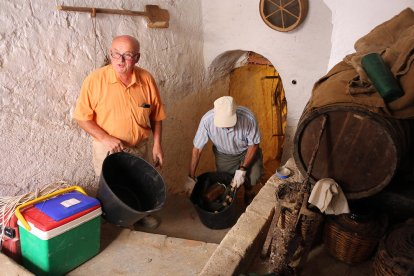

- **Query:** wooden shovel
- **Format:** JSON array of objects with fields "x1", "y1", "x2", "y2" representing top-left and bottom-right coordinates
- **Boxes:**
[{"x1": 57, "y1": 5, "x2": 170, "y2": 28}]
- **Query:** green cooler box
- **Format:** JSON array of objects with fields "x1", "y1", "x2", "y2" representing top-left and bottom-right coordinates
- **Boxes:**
[{"x1": 17, "y1": 189, "x2": 101, "y2": 276}]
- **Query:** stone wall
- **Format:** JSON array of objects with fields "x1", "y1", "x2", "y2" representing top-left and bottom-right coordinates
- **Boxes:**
[{"x1": 0, "y1": 0, "x2": 206, "y2": 195}]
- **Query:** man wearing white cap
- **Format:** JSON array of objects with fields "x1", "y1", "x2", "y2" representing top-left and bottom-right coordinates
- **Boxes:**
[{"x1": 186, "y1": 96, "x2": 264, "y2": 202}]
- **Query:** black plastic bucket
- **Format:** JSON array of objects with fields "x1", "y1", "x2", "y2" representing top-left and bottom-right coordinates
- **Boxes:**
[
  {"x1": 190, "y1": 172, "x2": 244, "y2": 229},
  {"x1": 97, "y1": 152, "x2": 166, "y2": 227}
]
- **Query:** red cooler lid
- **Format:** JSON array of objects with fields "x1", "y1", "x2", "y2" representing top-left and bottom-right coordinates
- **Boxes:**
[
  {"x1": 34, "y1": 191, "x2": 100, "y2": 221},
  {"x1": 22, "y1": 204, "x2": 100, "y2": 231}
]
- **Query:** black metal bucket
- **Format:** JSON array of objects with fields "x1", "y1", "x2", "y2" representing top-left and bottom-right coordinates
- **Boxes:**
[
  {"x1": 190, "y1": 172, "x2": 244, "y2": 229},
  {"x1": 97, "y1": 152, "x2": 166, "y2": 227}
]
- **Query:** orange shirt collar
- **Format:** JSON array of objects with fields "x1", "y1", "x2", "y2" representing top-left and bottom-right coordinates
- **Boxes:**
[{"x1": 108, "y1": 65, "x2": 141, "y2": 87}]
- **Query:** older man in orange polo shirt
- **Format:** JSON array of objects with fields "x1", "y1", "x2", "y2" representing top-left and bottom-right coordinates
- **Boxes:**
[
  {"x1": 73, "y1": 35, "x2": 166, "y2": 228},
  {"x1": 74, "y1": 35, "x2": 166, "y2": 175}
]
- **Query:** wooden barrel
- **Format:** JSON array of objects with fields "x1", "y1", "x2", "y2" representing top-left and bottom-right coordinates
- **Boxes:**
[{"x1": 293, "y1": 104, "x2": 413, "y2": 199}]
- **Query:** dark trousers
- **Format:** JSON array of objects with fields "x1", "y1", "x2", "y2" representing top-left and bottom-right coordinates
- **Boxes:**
[{"x1": 213, "y1": 146, "x2": 264, "y2": 188}]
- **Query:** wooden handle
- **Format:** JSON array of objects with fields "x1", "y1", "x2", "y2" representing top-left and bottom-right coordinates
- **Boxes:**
[
  {"x1": 57, "y1": 5, "x2": 169, "y2": 28},
  {"x1": 15, "y1": 186, "x2": 87, "y2": 231},
  {"x1": 57, "y1": 6, "x2": 146, "y2": 17}
]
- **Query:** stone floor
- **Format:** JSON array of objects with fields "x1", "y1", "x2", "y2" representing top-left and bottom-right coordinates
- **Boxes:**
[
  {"x1": 69, "y1": 193, "x2": 228, "y2": 275},
  {"x1": 69, "y1": 223, "x2": 219, "y2": 276}
]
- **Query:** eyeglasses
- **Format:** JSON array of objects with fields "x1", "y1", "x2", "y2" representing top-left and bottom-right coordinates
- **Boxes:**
[{"x1": 110, "y1": 51, "x2": 138, "y2": 61}]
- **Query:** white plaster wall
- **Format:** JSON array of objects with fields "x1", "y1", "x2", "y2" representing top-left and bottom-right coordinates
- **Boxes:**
[
  {"x1": 0, "y1": 0, "x2": 204, "y2": 195},
  {"x1": 324, "y1": 0, "x2": 414, "y2": 70}
]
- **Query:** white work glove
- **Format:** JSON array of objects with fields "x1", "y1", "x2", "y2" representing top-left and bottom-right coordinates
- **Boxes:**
[
  {"x1": 231, "y1": 170, "x2": 246, "y2": 189},
  {"x1": 184, "y1": 176, "x2": 196, "y2": 197}
]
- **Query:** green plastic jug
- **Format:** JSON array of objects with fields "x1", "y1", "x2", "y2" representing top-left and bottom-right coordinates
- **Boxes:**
[{"x1": 361, "y1": 53, "x2": 404, "y2": 103}]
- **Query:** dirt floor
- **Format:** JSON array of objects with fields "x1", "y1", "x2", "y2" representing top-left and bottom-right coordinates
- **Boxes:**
[{"x1": 133, "y1": 192, "x2": 229, "y2": 244}]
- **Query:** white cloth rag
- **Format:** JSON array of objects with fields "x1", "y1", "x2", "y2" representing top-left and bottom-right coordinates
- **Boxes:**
[{"x1": 308, "y1": 178, "x2": 350, "y2": 215}]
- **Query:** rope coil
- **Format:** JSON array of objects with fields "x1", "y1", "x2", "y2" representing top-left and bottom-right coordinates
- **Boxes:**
[{"x1": 0, "y1": 181, "x2": 71, "y2": 249}]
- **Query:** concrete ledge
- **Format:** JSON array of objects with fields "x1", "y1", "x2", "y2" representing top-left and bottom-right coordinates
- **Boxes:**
[
  {"x1": 220, "y1": 213, "x2": 268, "y2": 256},
  {"x1": 199, "y1": 246, "x2": 244, "y2": 275},
  {"x1": 245, "y1": 182, "x2": 277, "y2": 219},
  {"x1": 199, "y1": 178, "x2": 277, "y2": 276},
  {"x1": 200, "y1": 158, "x2": 304, "y2": 276}
]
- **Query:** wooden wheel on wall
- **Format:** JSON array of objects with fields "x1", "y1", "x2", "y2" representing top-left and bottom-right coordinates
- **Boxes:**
[{"x1": 259, "y1": 0, "x2": 308, "y2": 32}]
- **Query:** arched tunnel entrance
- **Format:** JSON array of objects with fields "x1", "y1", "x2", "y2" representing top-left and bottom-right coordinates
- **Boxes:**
[
  {"x1": 229, "y1": 52, "x2": 287, "y2": 181},
  {"x1": 206, "y1": 50, "x2": 287, "y2": 182}
]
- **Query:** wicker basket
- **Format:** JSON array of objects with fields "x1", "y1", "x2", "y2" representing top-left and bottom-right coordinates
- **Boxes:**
[
  {"x1": 372, "y1": 220, "x2": 414, "y2": 276},
  {"x1": 279, "y1": 207, "x2": 322, "y2": 240},
  {"x1": 323, "y1": 213, "x2": 388, "y2": 264},
  {"x1": 276, "y1": 182, "x2": 323, "y2": 239}
]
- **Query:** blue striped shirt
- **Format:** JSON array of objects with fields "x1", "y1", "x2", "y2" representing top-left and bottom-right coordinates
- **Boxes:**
[{"x1": 193, "y1": 106, "x2": 261, "y2": 155}]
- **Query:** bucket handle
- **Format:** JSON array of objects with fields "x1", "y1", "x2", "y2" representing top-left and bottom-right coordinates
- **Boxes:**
[{"x1": 15, "y1": 186, "x2": 87, "y2": 231}]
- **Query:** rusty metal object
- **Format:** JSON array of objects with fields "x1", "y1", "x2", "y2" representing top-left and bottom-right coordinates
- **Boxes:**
[{"x1": 202, "y1": 183, "x2": 226, "y2": 203}]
